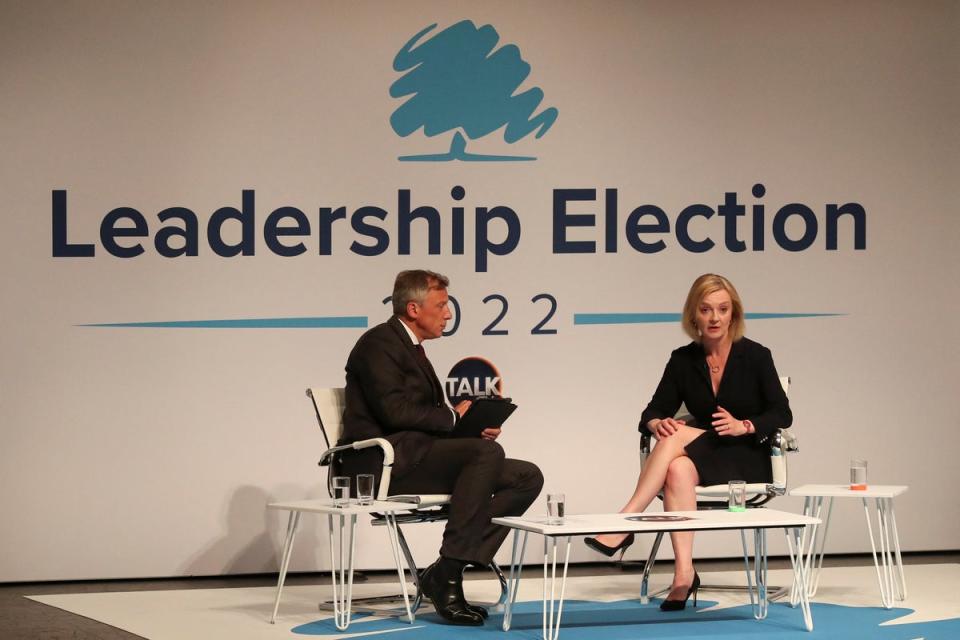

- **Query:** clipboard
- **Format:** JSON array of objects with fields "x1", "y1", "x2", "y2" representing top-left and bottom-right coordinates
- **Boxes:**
[{"x1": 450, "y1": 397, "x2": 517, "y2": 438}]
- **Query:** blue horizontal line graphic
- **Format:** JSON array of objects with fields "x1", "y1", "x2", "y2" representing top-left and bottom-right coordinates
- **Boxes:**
[
  {"x1": 574, "y1": 312, "x2": 844, "y2": 325},
  {"x1": 575, "y1": 313, "x2": 682, "y2": 325},
  {"x1": 745, "y1": 312, "x2": 845, "y2": 320},
  {"x1": 79, "y1": 316, "x2": 369, "y2": 329}
]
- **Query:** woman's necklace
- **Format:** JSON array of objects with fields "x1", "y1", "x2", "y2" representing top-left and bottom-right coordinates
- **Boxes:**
[
  {"x1": 707, "y1": 356, "x2": 721, "y2": 373},
  {"x1": 706, "y1": 350, "x2": 728, "y2": 374}
]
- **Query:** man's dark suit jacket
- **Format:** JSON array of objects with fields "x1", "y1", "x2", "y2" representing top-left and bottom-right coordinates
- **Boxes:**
[{"x1": 338, "y1": 316, "x2": 455, "y2": 480}]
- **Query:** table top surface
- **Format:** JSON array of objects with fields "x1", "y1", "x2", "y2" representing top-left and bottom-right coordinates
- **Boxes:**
[
  {"x1": 267, "y1": 499, "x2": 410, "y2": 514},
  {"x1": 790, "y1": 484, "x2": 908, "y2": 498},
  {"x1": 492, "y1": 508, "x2": 819, "y2": 536}
]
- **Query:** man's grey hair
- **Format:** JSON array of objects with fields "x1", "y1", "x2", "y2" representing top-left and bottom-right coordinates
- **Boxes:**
[{"x1": 392, "y1": 269, "x2": 450, "y2": 316}]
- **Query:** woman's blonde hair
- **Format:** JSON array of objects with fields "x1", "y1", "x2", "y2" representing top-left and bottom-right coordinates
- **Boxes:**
[{"x1": 682, "y1": 273, "x2": 745, "y2": 342}]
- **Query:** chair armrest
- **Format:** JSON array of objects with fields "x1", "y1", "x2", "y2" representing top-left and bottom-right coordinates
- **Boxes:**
[
  {"x1": 767, "y1": 428, "x2": 797, "y2": 491},
  {"x1": 639, "y1": 429, "x2": 652, "y2": 467},
  {"x1": 771, "y1": 428, "x2": 798, "y2": 453},
  {"x1": 639, "y1": 420, "x2": 796, "y2": 500},
  {"x1": 318, "y1": 443, "x2": 355, "y2": 467},
  {"x1": 640, "y1": 425, "x2": 796, "y2": 455},
  {"x1": 318, "y1": 437, "x2": 396, "y2": 466},
  {"x1": 350, "y1": 437, "x2": 395, "y2": 464},
  {"x1": 318, "y1": 438, "x2": 397, "y2": 501}
]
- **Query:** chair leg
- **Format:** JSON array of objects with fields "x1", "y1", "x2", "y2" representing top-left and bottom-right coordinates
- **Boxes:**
[
  {"x1": 459, "y1": 560, "x2": 511, "y2": 609},
  {"x1": 489, "y1": 560, "x2": 509, "y2": 608},
  {"x1": 639, "y1": 531, "x2": 664, "y2": 604}
]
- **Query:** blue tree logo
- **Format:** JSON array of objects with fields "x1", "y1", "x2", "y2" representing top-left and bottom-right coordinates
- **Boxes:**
[{"x1": 389, "y1": 20, "x2": 559, "y2": 162}]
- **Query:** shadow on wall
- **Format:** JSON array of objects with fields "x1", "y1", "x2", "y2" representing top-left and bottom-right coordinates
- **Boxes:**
[{"x1": 181, "y1": 484, "x2": 325, "y2": 576}]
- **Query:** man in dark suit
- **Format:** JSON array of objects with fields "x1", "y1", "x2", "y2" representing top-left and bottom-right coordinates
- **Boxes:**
[{"x1": 337, "y1": 269, "x2": 543, "y2": 626}]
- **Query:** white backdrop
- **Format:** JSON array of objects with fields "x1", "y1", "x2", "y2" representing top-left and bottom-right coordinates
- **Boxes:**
[{"x1": 1, "y1": 1, "x2": 958, "y2": 582}]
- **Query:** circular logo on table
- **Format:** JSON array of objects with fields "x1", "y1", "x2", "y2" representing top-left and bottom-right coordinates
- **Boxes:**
[{"x1": 445, "y1": 356, "x2": 504, "y2": 405}]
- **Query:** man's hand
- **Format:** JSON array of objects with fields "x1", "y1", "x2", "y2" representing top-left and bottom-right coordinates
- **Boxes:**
[
  {"x1": 480, "y1": 427, "x2": 501, "y2": 441},
  {"x1": 454, "y1": 399, "x2": 472, "y2": 418}
]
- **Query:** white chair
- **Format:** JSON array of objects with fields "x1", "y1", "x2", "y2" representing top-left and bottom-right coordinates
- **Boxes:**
[
  {"x1": 635, "y1": 376, "x2": 798, "y2": 601},
  {"x1": 306, "y1": 387, "x2": 508, "y2": 613}
]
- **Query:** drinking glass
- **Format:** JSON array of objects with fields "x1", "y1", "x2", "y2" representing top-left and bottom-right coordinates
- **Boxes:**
[
  {"x1": 850, "y1": 459, "x2": 868, "y2": 490},
  {"x1": 546, "y1": 493, "x2": 565, "y2": 525},
  {"x1": 357, "y1": 474, "x2": 375, "y2": 506},
  {"x1": 332, "y1": 476, "x2": 351, "y2": 507},
  {"x1": 728, "y1": 480, "x2": 747, "y2": 512}
]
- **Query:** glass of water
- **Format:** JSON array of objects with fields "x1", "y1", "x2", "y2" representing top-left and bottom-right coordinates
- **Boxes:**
[
  {"x1": 332, "y1": 476, "x2": 351, "y2": 507},
  {"x1": 546, "y1": 493, "x2": 565, "y2": 525},
  {"x1": 850, "y1": 459, "x2": 868, "y2": 490},
  {"x1": 356, "y1": 474, "x2": 375, "y2": 506},
  {"x1": 728, "y1": 480, "x2": 747, "y2": 512}
]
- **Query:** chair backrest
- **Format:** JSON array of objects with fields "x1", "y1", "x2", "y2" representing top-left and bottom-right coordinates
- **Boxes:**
[
  {"x1": 768, "y1": 375, "x2": 794, "y2": 490},
  {"x1": 306, "y1": 387, "x2": 346, "y2": 449},
  {"x1": 779, "y1": 375, "x2": 790, "y2": 395}
]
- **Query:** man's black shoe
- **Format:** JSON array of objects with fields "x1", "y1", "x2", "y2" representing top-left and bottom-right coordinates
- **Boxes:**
[
  {"x1": 421, "y1": 561, "x2": 489, "y2": 619},
  {"x1": 465, "y1": 602, "x2": 489, "y2": 619},
  {"x1": 419, "y1": 561, "x2": 484, "y2": 626},
  {"x1": 460, "y1": 563, "x2": 491, "y2": 619}
]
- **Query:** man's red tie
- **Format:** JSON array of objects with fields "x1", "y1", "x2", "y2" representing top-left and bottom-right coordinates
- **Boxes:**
[
  {"x1": 415, "y1": 343, "x2": 429, "y2": 365},
  {"x1": 415, "y1": 343, "x2": 444, "y2": 402}
]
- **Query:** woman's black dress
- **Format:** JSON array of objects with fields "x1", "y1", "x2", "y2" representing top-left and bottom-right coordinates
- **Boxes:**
[{"x1": 639, "y1": 337, "x2": 792, "y2": 485}]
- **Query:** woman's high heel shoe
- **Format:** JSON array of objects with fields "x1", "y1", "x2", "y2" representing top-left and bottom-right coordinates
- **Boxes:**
[
  {"x1": 583, "y1": 533, "x2": 635, "y2": 560},
  {"x1": 659, "y1": 572, "x2": 700, "y2": 611}
]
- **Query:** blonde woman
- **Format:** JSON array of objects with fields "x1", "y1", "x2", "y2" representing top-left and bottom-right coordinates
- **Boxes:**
[{"x1": 584, "y1": 274, "x2": 792, "y2": 611}]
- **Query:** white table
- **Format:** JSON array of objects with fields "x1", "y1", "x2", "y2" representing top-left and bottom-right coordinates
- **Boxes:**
[
  {"x1": 493, "y1": 508, "x2": 820, "y2": 639},
  {"x1": 267, "y1": 499, "x2": 414, "y2": 630},
  {"x1": 789, "y1": 484, "x2": 908, "y2": 609}
]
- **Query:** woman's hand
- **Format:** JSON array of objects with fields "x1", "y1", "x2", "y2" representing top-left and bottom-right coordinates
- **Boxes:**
[
  {"x1": 712, "y1": 406, "x2": 747, "y2": 436},
  {"x1": 649, "y1": 417, "x2": 686, "y2": 440}
]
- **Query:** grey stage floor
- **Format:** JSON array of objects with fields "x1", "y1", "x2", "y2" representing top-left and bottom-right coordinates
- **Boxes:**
[{"x1": 3, "y1": 552, "x2": 956, "y2": 640}]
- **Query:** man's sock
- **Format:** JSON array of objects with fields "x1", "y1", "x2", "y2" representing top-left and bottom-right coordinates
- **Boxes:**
[{"x1": 435, "y1": 555, "x2": 467, "y2": 581}]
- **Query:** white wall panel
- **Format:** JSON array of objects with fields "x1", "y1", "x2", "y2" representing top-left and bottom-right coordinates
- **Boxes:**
[{"x1": 1, "y1": 0, "x2": 957, "y2": 581}]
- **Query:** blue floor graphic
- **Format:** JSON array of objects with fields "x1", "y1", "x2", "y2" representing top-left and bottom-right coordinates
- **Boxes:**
[{"x1": 291, "y1": 598, "x2": 960, "y2": 639}]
